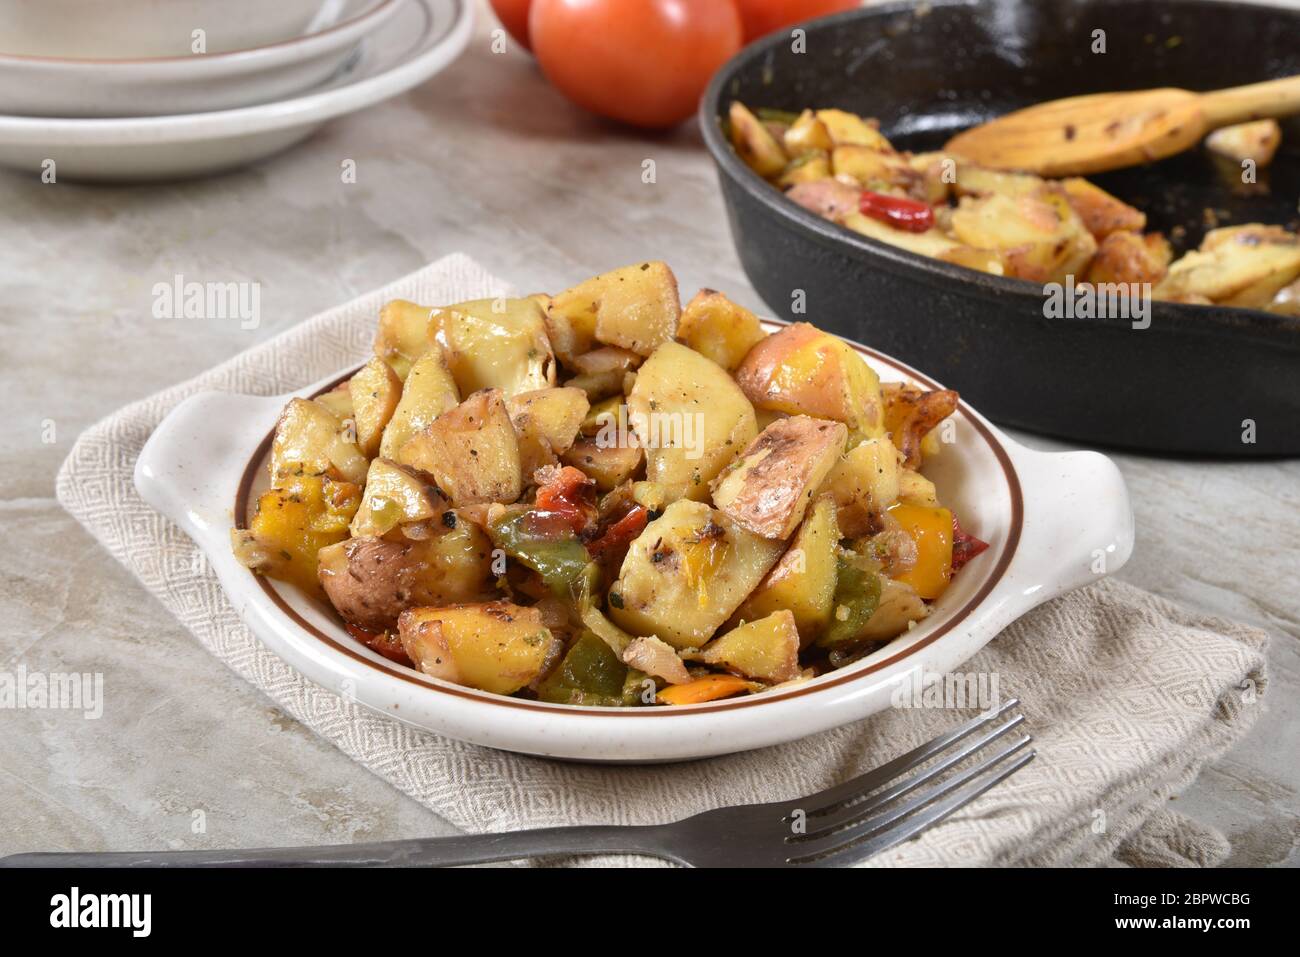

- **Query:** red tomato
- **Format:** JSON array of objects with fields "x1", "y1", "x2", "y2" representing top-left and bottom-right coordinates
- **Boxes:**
[
  {"x1": 859, "y1": 190, "x2": 935, "y2": 233},
  {"x1": 529, "y1": 0, "x2": 743, "y2": 129},
  {"x1": 735, "y1": 0, "x2": 860, "y2": 42},
  {"x1": 489, "y1": 0, "x2": 533, "y2": 50}
]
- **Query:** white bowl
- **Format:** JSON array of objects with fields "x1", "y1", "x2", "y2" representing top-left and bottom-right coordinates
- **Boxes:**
[
  {"x1": 0, "y1": 0, "x2": 401, "y2": 117},
  {"x1": 0, "y1": 0, "x2": 385, "y2": 59},
  {"x1": 0, "y1": 0, "x2": 471, "y2": 179},
  {"x1": 135, "y1": 323, "x2": 1134, "y2": 763}
]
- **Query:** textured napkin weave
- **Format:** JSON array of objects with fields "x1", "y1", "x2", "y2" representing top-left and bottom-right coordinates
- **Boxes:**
[{"x1": 56, "y1": 253, "x2": 1269, "y2": 867}]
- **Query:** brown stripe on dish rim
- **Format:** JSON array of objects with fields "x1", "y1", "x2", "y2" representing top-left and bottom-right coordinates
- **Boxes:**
[{"x1": 235, "y1": 327, "x2": 1024, "y2": 715}]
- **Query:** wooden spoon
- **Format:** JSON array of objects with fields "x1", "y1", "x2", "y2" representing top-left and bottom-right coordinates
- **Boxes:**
[{"x1": 944, "y1": 77, "x2": 1300, "y2": 176}]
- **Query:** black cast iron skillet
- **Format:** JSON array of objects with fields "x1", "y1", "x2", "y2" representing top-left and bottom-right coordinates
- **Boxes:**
[{"x1": 701, "y1": 0, "x2": 1300, "y2": 456}]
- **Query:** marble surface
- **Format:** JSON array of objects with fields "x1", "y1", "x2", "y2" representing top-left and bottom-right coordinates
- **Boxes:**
[{"x1": 1, "y1": 0, "x2": 1296, "y2": 865}]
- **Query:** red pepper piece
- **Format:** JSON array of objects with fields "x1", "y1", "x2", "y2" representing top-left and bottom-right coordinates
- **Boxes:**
[
  {"x1": 950, "y1": 514, "x2": 990, "y2": 574},
  {"x1": 859, "y1": 190, "x2": 935, "y2": 233}
]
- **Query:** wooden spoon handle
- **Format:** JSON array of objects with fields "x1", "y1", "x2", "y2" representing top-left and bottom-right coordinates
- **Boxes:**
[{"x1": 1200, "y1": 76, "x2": 1300, "y2": 128}]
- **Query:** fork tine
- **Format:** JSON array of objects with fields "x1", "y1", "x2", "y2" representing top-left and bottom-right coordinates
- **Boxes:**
[
  {"x1": 793, "y1": 697, "x2": 1021, "y2": 817},
  {"x1": 797, "y1": 714, "x2": 1025, "y2": 837},
  {"x1": 784, "y1": 735, "x2": 1033, "y2": 866}
]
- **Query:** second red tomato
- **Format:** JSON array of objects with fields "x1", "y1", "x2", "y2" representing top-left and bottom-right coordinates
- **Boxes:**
[{"x1": 529, "y1": 0, "x2": 743, "y2": 129}]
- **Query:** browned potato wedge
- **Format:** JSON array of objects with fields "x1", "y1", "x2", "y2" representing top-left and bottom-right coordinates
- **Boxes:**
[
  {"x1": 398, "y1": 602, "x2": 560, "y2": 695},
  {"x1": 318, "y1": 521, "x2": 493, "y2": 631},
  {"x1": 374, "y1": 299, "x2": 436, "y2": 379},
  {"x1": 950, "y1": 188, "x2": 1096, "y2": 284},
  {"x1": 694, "y1": 610, "x2": 801, "y2": 684},
  {"x1": 734, "y1": 322, "x2": 885, "y2": 438},
  {"x1": 348, "y1": 357, "x2": 402, "y2": 457},
  {"x1": 675, "y1": 289, "x2": 767, "y2": 371},
  {"x1": 627, "y1": 341, "x2": 757, "y2": 501},
  {"x1": 783, "y1": 109, "x2": 834, "y2": 155},
  {"x1": 548, "y1": 262, "x2": 681, "y2": 357},
  {"x1": 831, "y1": 145, "x2": 917, "y2": 191},
  {"x1": 817, "y1": 436, "x2": 902, "y2": 537},
  {"x1": 952, "y1": 162, "x2": 1044, "y2": 198},
  {"x1": 561, "y1": 435, "x2": 644, "y2": 492},
  {"x1": 1156, "y1": 224, "x2": 1300, "y2": 302},
  {"x1": 433, "y1": 298, "x2": 556, "y2": 398},
  {"x1": 506, "y1": 387, "x2": 589, "y2": 478},
  {"x1": 378, "y1": 347, "x2": 460, "y2": 460},
  {"x1": 232, "y1": 475, "x2": 360, "y2": 597},
  {"x1": 777, "y1": 153, "x2": 832, "y2": 187},
  {"x1": 609, "y1": 500, "x2": 784, "y2": 649},
  {"x1": 1205, "y1": 119, "x2": 1281, "y2": 166},
  {"x1": 882, "y1": 382, "x2": 959, "y2": 470},
  {"x1": 270, "y1": 397, "x2": 369, "y2": 485},
  {"x1": 314, "y1": 383, "x2": 353, "y2": 420},
  {"x1": 735, "y1": 495, "x2": 840, "y2": 646},
  {"x1": 1060, "y1": 177, "x2": 1146, "y2": 240},
  {"x1": 570, "y1": 346, "x2": 642, "y2": 377},
  {"x1": 397, "y1": 389, "x2": 522, "y2": 506},
  {"x1": 350, "y1": 458, "x2": 443, "y2": 538},
  {"x1": 815, "y1": 109, "x2": 893, "y2": 150},
  {"x1": 859, "y1": 577, "x2": 928, "y2": 640},
  {"x1": 730, "y1": 101, "x2": 788, "y2": 177},
  {"x1": 712, "y1": 416, "x2": 847, "y2": 539},
  {"x1": 1085, "y1": 230, "x2": 1169, "y2": 286}
]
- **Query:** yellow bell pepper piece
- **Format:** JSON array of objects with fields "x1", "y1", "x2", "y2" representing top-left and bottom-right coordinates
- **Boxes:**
[{"x1": 887, "y1": 503, "x2": 953, "y2": 600}]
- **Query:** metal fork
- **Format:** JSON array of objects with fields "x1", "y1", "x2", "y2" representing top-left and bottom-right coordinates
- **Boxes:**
[{"x1": 1, "y1": 699, "x2": 1032, "y2": 868}]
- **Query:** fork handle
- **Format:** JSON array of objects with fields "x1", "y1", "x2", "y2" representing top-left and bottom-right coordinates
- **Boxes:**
[{"x1": 0, "y1": 825, "x2": 678, "y2": 868}]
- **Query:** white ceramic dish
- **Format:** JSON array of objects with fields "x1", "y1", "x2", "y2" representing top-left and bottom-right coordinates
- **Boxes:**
[
  {"x1": 0, "y1": 0, "x2": 378, "y2": 59},
  {"x1": 135, "y1": 321, "x2": 1134, "y2": 763},
  {"x1": 0, "y1": 0, "x2": 401, "y2": 118},
  {"x1": 0, "y1": 0, "x2": 471, "y2": 180}
]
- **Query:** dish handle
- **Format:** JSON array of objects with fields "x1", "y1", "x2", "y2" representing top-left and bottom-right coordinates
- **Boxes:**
[
  {"x1": 134, "y1": 390, "x2": 287, "y2": 544},
  {"x1": 999, "y1": 440, "x2": 1135, "y2": 609}
]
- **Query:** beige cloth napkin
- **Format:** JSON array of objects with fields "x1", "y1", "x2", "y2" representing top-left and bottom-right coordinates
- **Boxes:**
[{"x1": 56, "y1": 253, "x2": 1269, "y2": 867}]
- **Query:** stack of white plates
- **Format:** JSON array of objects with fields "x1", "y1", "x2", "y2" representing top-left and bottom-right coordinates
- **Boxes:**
[{"x1": 0, "y1": 0, "x2": 472, "y2": 180}]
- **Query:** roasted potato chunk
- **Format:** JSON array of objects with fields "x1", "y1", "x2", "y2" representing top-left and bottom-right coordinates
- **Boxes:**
[
  {"x1": 815, "y1": 108, "x2": 892, "y2": 150},
  {"x1": 378, "y1": 347, "x2": 460, "y2": 460},
  {"x1": 397, "y1": 389, "x2": 523, "y2": 506},
  {"x1": 1206, "y1": 119, "x2": 1281, "y2": 167},
  {"x1": 232, "y1": 475, "x2": 361, "y2": 597},
  {"x1": 506, "y1": 387, "x2": 589, "y2": 478},
  {"x1": 730, "y1": 101, "x2": 788, "y2": 177},
  {"x1": 1084, "y1": 231, "x2": 1170, "y2": 286},
  {"x1": 782, "y1": 109, "x2": 834, "y2": 156},
  {"x1": 818, "y1": 436, "x2": 902, "y2": 537},
  {"x1": 269, "y1": 397, "x2": 369, "y2": 486},
  {"x1": 950, "y1": 188, "x2": 1096, "y2": 284},
  {"x1": 1060, "y1": 177, "x2": 1146, "y2": 240},
  {"x1": 1156, "y1": 224, "x2": 1300, "y2": 303},
  {"x1": 735, "y1": 495, "x2": 840, "y2": 646},
  {"x1": 695, "y1": 610, "x2": 801, "y2": 684},
  {"x1": 561, "y1": 435, "x2": 644, "y2": 492},
  {"x1": 374, "y1": 299, "x2": 436, "y2": 380},
  {"x1": 627, "y1": 341, "x2": 757, "y2": 501},
  {"x1": 548, "y1": 262, "x2": 681, "y2": 357},
  {"x1": 350, "y1": 458, "x2": 443, "y2": 538},
  {"x1": 318, "y1": 522, "x2": 493, "y2": 632},
  {"x1": 348, "y1": 357, "x2": 402, "y2": 457},
  {"x1": 881, "y1": 383, "x2": 959, "y2": 470},
  {"x1": 608, "y1": 500, "x2": 784, "y2": 649},
  {"x1": 398, "y1": 602, "x2": 560, "y2": 695},
  {"x1": 433, "y1": 297, "x2": 555, "y2": 398},
  {"x1": 712, "y1": 416, "x2": 847, "y2": 539},
  {"x1": 734, "y1": 322, "x2": 885, "y2": 438},
  {"x1": 675, "y1": 289, "x2": 767, "y2": 371}
]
